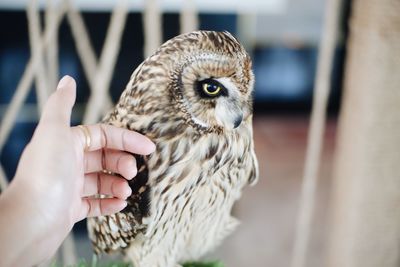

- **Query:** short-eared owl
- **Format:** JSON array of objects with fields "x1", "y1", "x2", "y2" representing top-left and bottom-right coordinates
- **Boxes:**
[{"x1": 87, "y1": 30, "x2": 258, "y2": 267}]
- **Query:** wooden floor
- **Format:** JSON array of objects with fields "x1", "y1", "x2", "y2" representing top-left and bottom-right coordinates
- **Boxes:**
[
  {"x1": 209, "y1": 114, "x2": 337, "y2": 267},
  {"x1": 75, "y1": 114, "x2": 337, "y2": 266}
]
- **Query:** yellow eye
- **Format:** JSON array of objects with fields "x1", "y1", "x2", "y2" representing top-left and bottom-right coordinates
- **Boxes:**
[{"x1": 202, "y1": 82, "x2": 222, "y2": 96}]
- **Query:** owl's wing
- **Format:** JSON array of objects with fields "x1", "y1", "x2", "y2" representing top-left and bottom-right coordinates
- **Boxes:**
[{"x1": 87, "y1": 155, "x2": 151, "y2": 254}]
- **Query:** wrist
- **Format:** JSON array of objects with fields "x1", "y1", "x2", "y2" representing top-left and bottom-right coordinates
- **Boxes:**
[
  {"x1": 0, "y1": 178, "x2": 58, "y2": 266},
  {"x1": 0, "y1": 182, "x2": 37, "y2": 265}
]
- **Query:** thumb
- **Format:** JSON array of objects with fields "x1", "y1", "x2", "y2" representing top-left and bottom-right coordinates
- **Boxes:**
[{"x1": 39, "y1": 75, "x2": 77, "y2": 126}]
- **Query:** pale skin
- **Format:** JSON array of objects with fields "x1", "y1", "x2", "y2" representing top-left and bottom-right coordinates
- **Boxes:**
[{"x1": 0, "y1": 76, "x2": 156, "y2": 266}]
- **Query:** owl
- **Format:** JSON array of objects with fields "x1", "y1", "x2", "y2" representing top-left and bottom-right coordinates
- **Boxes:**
[{"x1": 87, "y1": 30, "x2": 258, "y2": 267}]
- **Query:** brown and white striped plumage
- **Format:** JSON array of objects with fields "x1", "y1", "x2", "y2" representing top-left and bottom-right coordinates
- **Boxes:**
[{"x1": 87, "y1": 31, "x2": 259, "y2": 267}]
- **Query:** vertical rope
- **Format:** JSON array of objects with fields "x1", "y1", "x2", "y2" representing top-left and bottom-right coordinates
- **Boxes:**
[
  {"x1": 46, "y1": 0, "x2": 59, "y2": 91},
  {"x1": 66, "y1": 0, "x2": 114, "y2": 117},
  {"x1": 66, "y1": 0, "x2": 98, "y2": 87},
  {"x1": 143, "y1": 0, "x2": 162, "y2": 58},
  {"x1": 82, "y1": 0, "x2": 128, "y2": 124},
  {"x1": 180, "y1": 0, "x2": 198, "y2": 34},
  {"x1": 27, "y1": 0, "x2": 49, "y2": 111},
  {"x1": 237, "y1": 14, "x2": 257, "y2": 52},
  {"x1": 290, "y1": 0, "x2": 341, "y2": 267},
  {"x1": 0, "y1": 166, "x2": 7, "y2": 192}
]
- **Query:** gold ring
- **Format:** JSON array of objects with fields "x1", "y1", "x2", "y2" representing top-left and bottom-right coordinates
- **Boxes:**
[{"x1": 78, "y1": 125, "x2": 91, "y2": 151}]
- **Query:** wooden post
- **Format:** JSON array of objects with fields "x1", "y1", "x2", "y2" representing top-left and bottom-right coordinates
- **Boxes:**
[
  {"x1": 328, "y1": 1, "x2": 400, "y2": 266},
  {"x1": 290, "y1": 0, "x2": 340, "y2": 266}
]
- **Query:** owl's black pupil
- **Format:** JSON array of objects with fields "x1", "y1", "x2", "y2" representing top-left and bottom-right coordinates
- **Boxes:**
[{"x1": 207, "y1": 84, "x2": 218, "y2": 92}]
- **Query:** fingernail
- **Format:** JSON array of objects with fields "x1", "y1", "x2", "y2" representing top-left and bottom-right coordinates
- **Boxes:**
[
  {"x1": 57, "y1": 75, "x2": 72, "y2": 90},
  {"x1": 126, "y1": 186, "x2": 132, "y2": 196},
  {"x1": 148, "y1": 142, "x2": 156, "y2": 154},
  {"x1": 150, "y1": 142, "x2": 156, "y2": 152},
  {"x1": 129, "y1": 169, "x2": 137, "y2": 180}
]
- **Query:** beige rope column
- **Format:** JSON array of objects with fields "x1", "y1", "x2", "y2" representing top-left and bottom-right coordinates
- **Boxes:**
[
  {"x1": 65, "y1": 2, "x2": 114, "y2": 115},
  {"x1": 327, "y1": 1, "x2": 400, "y2": 266},
  {"x1": 45, "y1": 0, "x2": 59, "y2": 91},
  {"x1": 290, "y1": 0, "x2": 341, "y2": 266},
  {"x1": 143, "y1": 0, "x2": 162, "y2": 58},
  {"x1": 180, "y1": 0, "x2": 198, "y2": 34},
  {"x1": 27, "y1": 0, "x2": 49, "y2": 111},
  {"x1": 0, "y1": 166, "x2": 7, "y2": 192},
  {"x1": 66, "y1": 0, "x2": 98, "y2": 87},
  {"x1": 82, "y1": 0, "x2": 129, "y2": 124}
]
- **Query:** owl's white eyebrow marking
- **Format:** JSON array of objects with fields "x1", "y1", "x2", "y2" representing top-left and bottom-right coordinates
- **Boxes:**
[{"x1": 215, "y1": 77, "x2": 238, "y2": 95}]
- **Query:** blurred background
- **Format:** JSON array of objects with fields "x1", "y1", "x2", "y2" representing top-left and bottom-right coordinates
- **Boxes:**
[{"x1": 0, "y1": 0, "x2": 350, "y2": 266}]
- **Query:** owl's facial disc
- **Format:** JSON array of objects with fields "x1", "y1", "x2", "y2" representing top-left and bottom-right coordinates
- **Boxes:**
[{"x1": 176, "y1": 50, "x2": 252, "y2": 132}]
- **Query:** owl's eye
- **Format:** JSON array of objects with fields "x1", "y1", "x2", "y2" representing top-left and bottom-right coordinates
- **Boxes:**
[
  {"x1": 202, "y1": 83, "x2": 222, "y2": 96},
  {"x1": 197, "y1": 79, "x2": 227, "y2": 98}
]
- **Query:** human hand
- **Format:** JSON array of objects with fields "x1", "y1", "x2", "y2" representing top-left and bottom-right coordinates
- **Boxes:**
[{"x1": 0, "y1": 76, "x2": 155, "y2": 266}]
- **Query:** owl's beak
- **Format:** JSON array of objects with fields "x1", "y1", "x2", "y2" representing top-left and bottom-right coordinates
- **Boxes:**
[{"x1": 233, "y1": 113, "x2": 243, "y2": 129}]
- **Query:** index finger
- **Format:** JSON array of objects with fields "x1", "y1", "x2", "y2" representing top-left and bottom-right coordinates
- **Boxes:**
[{"x1": 73, "y1": 124, "x2": 156, "y2": 155}]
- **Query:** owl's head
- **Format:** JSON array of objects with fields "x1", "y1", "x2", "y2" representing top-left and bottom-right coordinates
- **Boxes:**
[{"x1": 123, "y1": 31, "x2": 254, "y2": 135}]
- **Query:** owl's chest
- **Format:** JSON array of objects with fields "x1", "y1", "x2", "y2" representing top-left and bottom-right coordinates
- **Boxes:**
[
  {"x1": 144, "y1": 133, "x2": 248, "y2": 227},
  {"x1": 137, "y1": 137, "x2": 246, "y2": 260},
  {"x1": 149, "y1": 133, "x2": 246, "y2": 195}
]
